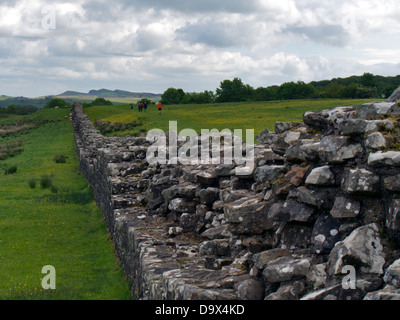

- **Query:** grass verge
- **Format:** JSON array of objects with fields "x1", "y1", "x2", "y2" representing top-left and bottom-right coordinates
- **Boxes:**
[{"x1": 0, "y1": 108, "x2": 131, "y2": 300}]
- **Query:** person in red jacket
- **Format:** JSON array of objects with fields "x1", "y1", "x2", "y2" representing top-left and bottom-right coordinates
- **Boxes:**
[{"x1": 158, "y1": 102, "x2": 162, "y2": 115}]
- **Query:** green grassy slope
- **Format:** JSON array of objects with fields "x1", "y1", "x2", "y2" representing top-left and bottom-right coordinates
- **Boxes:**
[{"x1": 0, "y1": 108, "x2": 131, "y2": 300}]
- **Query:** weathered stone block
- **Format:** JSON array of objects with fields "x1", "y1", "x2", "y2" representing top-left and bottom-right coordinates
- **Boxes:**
[
  {"x1": 254, "y1": 165, "x2": 287, "y2": 184},
  {"x1": 286, "y1": 140, "x2": 320, "y2": 163},
  {"x1": 224, "y1": 195, "x2": 272, "y2": 235},
  {"x1": 368, "y1": 151, "x2": 400, "y2": 167},
  {"x1": 384, "y1": 259, "x2": 400, "y2": 288},
  {"x1": 262, "y1": 256, "x2": 311, "y2": 283},
  {"x1": 318, "y1": 136, "x2": 362, "y2": 163},
  {"x1": 311, "y1": 214, "x2": 340, "y2": 255},
  {"x1": 305, "y1": 166, "x2": 335, "y2": 186},
  {"x1": 356, "y1": 102, "x2": 397, "y2": 119},
  {"x1": 327, "y1": 223, "x2": 385, "y2": 275},
  {"x1": 330, "y1": 196, "x2": 361, "y2": 219},
  {"x1": 341, "y1": 168, "x2": 380, "y2": 195},
  {"x1": 365, "y1": 132, "x2": 387, "y2": 149},
  {"x1": 384, "y1": 174, "x2": 400, "y2": 193}
]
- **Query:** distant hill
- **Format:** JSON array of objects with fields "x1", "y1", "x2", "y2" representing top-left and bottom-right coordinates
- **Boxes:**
[
  {"x1": 0, "y1": 89, "x2": 162, "y2": 109},
  {"x1": 58, "y1": 89, "x2": 161, "y2": 99}
]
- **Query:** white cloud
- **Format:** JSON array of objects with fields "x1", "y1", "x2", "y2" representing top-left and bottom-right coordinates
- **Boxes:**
[{"x1": 0, "y1": 0, "x2": 399, "y2": 97}]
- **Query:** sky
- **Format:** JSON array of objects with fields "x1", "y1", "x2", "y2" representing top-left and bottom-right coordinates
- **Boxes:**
[{"x1": 0, "y1": 0, "x2": 400, "y2": 97}]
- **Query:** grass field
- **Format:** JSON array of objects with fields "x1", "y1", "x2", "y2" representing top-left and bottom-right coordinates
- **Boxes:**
[
  {"x1": 84, "y1": 99, "x2": 382, "y2": 137},
  {"x1": 0, "y1": 108, "x2": 131, "y2": 300}
]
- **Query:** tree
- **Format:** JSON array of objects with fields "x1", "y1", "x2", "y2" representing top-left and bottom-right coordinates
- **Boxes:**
[
  {"x1": 341, "y1": 83, "x2": 378, "y2": 98},
  {"x1": 323, "y1": 82, "x2": 346, "y2": 98},
  {"x1": 137, "y1": 98, "x2": 153, "y2": 105},
  {"x1": 216, "y1": 78, "x2": 253, "y2": 102},
  {"x1": 254, "y1": 86, "x2": 279, "y2": 101},
  {"x1": 361, "y1": 72, "x2": 377, "y2": 88},
  {"x1": 161, "y1": 88, "x2": 185, "y2": 105},
  {"x1": 277, "y1": 81, "x2": 317, "y2": 100},
  {"x1": 44, "y1": 98, "x2": 70, "y2": 109},
  {"x1": 91, "y1": 97, "x2": 113, "y2": 106}
]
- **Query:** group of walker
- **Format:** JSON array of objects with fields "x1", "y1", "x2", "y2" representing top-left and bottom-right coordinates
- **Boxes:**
[{"x1": 130, "y1": 101, "x2": 162, "y2": 115}]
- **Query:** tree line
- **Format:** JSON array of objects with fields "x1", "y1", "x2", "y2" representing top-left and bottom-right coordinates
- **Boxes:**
[
  {"x1": 161, "y1": 73, "x2": 400, "y2": 105},
  {"x1": 0, "y1": 105, "x2": 39, "y2": 116}
]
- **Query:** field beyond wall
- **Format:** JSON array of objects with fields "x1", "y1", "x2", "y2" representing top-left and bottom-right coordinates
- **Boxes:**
[{"x1": 84, "y1": 99, "x2": 383, "y2": 137}]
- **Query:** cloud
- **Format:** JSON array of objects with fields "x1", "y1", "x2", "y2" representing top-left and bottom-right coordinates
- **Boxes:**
[
  {"x1": 0, "y1": 0, "x2": 399, "y2": 97},
  {"x1": 284, "y1": 24, "x2": 352, "y2": 47}
]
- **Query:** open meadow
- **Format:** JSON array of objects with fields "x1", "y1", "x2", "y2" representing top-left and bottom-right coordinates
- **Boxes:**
[
  {"x1": 0, "y1": 109, "x2": 131, "y2": 300},
  {"x1": 84, "y1": 99, "x2": 382, "y2": 137}
]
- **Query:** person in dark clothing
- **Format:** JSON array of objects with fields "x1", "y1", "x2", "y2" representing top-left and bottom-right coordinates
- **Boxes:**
[{"x1": 144, "y1": 102, "x2": 147, "y2": 112}]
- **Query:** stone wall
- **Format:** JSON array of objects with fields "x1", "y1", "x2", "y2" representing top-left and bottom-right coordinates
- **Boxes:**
[{"x1": 72, "y1": 93, "x2": 400, "y2": 300}]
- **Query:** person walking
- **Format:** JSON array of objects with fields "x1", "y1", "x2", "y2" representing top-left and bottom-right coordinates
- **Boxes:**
[
  {"x1": 130, "y1": 103, "x2": 133, "y2": 112},
  {"x1": 144, "y1": 102, "x2": 148, "y2": 112},
  {"x1": 157, "y1": 102, "x2": 162, "y2": 115}
]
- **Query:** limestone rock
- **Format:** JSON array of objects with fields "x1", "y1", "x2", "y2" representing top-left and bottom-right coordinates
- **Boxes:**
[
  {"x1": 237, "y1": 279, "x2": 264, "y2": 300},
  {"x1": 254, "y1": 165, "x2": 287, "y2": 184},
  {"x1": 252, "y1": 248, "x2": 292, "y2": 270},
  {"x1": 224, "y1": 195, "x2": 272, "y2": 235},
  {"x1": 384, "y1": 174, "x2": 400, "y2": 192},
  {"x1": 368, "y1": 151, "x2": 400, "y2": 167},
  {"x1": 256, "y1": 128, "x2": 274, "y2": 145},
  {"x1": 276, "y1": 223, "x2": 312, "y2": 250},
  {"x1": 262, "y1": 256, "x2": 311, "y2": 283},
  {"x1": 265, "y1": 280, "x2": 306, "y2": 300},
  {"x1": 305, "y1": 166, "x2": 335, "y2": 186},
  {"x1": 306, "y1": 264, "x2": 328, "y2": 290},
  {"x1": 162, "y1": 184, "x2": 199, "y2": 201},
  {"x1": 168, "y1": 198, "x2": 196, "y2": 213},
  {"x1": 280, "y1": 199, "x2": 315, "y2": 223},
  {"x1": 327, "y1": 223, "x2": 385, "y2": 276},
  {"x1": 286, "y1": 139, "x2": 320, "y2": 163},
  {"x1": 199, "y1": 239, "x2": 230, "y2": 256},
  {"x1": 275, "y1": 122, "x2": 303, "y2": 134},
  {"x1": 388, "y1": 87, "x2": 400, "y2": 102},
  {"x1": 303, "y1": 277, "x2": 382, "y2": 300},
  {"x1": 364, "y1": 285, "x2": 400, "y2": 300},
  {"x1": 386, "y1": 199, "x2": 400, "y2": 233},
  {"x1": 338, "y1": 119, "x2": 393, "y2": 136},
  {"x1": 365, "y1": 132, "x2": 387, "y2": 149},
  {"x1": 341, "y1": 168, "x2": 380, "y2": 195},
  {"x1": 303, "y1": 106, "x2": 355, "y2": 132},
  {"x1": 330, "y1": 196, "x2": 361, "y2": 219},
  {"x1": 318, "y1": 136, "x2": 362, "y2": 163},
  {"x1": 198, "y1": 187, "x2": 220, "y2": 205},
  {"x1": 311, "y1": 214, "x2": 340, "y2": 254},
  {"x1": 297, "y1": 186, "x2": 334, "y2": 209},
  {"x1": 355, "y1": 102, "x2": 398, "y2": 119},
  {"x1": 284, "y1": 165, "x2": 311, "y2": 187},
  {"x1": 201, "y1": 225, "x2": 231, "y2": 240},
  {"x1": 384, "y1": 259, "x2": 400, "y2": 288},
  {"x1": 196, "y1": 170, "x2": 218, "y2": 186}
]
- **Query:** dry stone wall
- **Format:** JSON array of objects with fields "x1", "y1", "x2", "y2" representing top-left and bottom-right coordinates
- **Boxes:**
[{"x1": 72, "y1": 92, "x2": 400, "y2": 300}]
